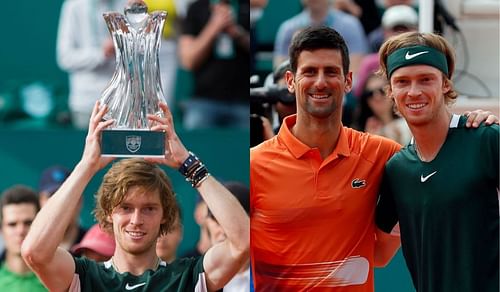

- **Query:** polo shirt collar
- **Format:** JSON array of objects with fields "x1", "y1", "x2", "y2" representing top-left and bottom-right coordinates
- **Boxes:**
[{"x1": 278, "y1": 115, "x2": 351, "y2": 159}]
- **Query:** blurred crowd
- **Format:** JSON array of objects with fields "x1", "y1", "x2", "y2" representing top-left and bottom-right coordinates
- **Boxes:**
[{"x1": 2, "y1": 0, "x2": 251, "y2": 131}]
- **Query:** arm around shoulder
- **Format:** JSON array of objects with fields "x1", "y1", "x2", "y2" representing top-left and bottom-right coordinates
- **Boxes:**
[
  {"x1": 374, "y1": 226, "x2": 400, "y2": 267},
  {"x1": 374, "y1": 164, "x2": 401, "y2": 267}
]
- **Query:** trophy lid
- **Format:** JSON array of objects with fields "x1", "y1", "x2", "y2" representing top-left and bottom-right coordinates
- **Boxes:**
[{"x1": 124, "y1": 0, "x2": 148, "y2": 27}]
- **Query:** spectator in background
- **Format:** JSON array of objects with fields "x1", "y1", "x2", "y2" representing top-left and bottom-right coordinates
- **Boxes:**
[
  {"x1": 144, "y1": 0, "x2": 190, "y2": 105},
  {"x1": 71, "y1": 224, "x2": 115, "y2": 262},
  {"x1": 39, "y1": 165, "x2": 87, "y2": 252},
  {"x1": 356, "y1": 73, "x2": 411, "y2": 145},
  {"x1": 179, "y1": 0, "x2": 250, "y2": 130},
  {"x1": 333, "y1": 0, "x2": 381, "y2": 36},
  {"x1": 353, "y1": 5, "x2": 418, "y2": 105},
  {"x1": 156, "y1": 201, "x2": 183, "y2": 263},
  {"x1": 250, "y1": 0, "x2": 268, "y2": 74},
  {"x1": 205, "y1": 181, "x2": 250, "y2": 292},
  {"x1": 273, "y1": 0, "x2": 368, "y2": 78},
  {"x1": 367, "y1": 3, "x2": 418, "y2": 53},
  {"x1": 56, "y1": 0, "x2": 126, "y2": 129},
  {"x1": 0, "y1": 185, "x2": 46, "y2": 292}
]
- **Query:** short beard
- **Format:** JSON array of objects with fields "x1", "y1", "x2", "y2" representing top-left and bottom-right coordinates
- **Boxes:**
[{"x1": 306, "y1": 100, "x2": 338, "y2": 119}]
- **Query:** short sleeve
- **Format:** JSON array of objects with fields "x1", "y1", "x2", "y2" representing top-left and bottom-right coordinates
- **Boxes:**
[
  {"x1": 168, "y1": 255, "x2": 206, "y2": 290},
  {"x1": 73, "y1": 257, "x2": 88, "y2": 279},
  {"x1": 375, "y1": 168, "x2": 399, "y2": 234}
]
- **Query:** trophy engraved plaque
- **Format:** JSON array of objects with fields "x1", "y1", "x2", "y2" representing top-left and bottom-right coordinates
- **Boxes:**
[{"x1": 100, "y1": 0, "x2": 167, "y2": 157}]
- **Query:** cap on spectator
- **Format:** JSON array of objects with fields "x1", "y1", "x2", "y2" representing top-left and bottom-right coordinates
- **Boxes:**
[
  {"x1": 39, "y1": 166, "x2": 70, "y2": 195},
  {"x1": 72, "y1": 224, "x2": 115, "y2": 257},
  {"x1": 382, "y1": 5, "x2": 418, "y2": 29}
]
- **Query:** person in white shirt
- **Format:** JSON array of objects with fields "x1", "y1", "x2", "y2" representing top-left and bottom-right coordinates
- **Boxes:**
[{"x1": 56, "y1": 0, "x2": 126, "y2": 128}]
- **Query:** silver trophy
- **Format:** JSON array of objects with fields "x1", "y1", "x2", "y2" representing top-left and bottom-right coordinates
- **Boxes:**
[{"x1": 100, "y1": 0, "x2": 167, "y2": 157}]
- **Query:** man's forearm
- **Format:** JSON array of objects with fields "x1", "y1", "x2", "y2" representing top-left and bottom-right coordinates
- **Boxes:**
[
  {"x1": 179, "y1": 23, "x2": 220, "y2": 70},
  {"x1": 374, "y1": 227, "x2": 401, "y2": 267},
  {"x1": 22, "y1": 162, "x2": 95, "y2": 264},
  {"x1": 197, "y1": 176, "x2": 249, "y2": 253},
  {"x1": 227, "y1": 25, "x2": 250, "y2": 51}
]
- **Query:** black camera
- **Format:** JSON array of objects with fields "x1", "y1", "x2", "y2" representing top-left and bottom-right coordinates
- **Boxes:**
[{"x1": 250, "y1": 85, "x2": 295, "y2": 105}]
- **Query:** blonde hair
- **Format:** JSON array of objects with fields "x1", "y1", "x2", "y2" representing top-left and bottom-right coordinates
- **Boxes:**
[
  {"x1": 378, "y1": 32, "x2": 458, "y2": 104},
  {"x1": 94, "y1": 158, "x2": 177, "y2": 236}
]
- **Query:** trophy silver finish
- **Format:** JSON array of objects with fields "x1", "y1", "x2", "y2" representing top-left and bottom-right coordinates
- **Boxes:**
[{"x1": 100, "y1": 0, "x2": 167, "y2": 157}]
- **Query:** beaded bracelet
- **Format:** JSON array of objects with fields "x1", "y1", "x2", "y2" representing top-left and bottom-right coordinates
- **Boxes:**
[
  {"x1": 191, "y1": 166, "x2": 211, "y2": 188},
  {"x1": 178, "y1": 152, "x2": 211, "y2": 188}
]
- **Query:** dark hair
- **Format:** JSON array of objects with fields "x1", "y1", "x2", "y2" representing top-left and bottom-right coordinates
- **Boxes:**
[
  {"x1": 289, "y1": 26, "x2": 350, "y2": 75},
  {"x1": 0, "y1": 185, "x2": 40, "y2": 225},
  {"x1": 354, "y1": 74, "x2": 398, "y2": 131},
  {"x1": 208, "y1": 181, "x2": 249, "y2": 220}
]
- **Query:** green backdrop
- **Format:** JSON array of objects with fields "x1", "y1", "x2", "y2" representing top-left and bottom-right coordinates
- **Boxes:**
[{"x1": 0, "y1": 0, "x2": 66, "y2": 88}]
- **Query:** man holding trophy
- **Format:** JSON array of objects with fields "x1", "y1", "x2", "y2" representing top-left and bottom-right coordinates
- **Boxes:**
[
  {"x1": 21, "y1": 1, "x2": 249, "y2": 291},
  {"x1": 98, "y1": 0, "x2": 171, "y2": 157}
]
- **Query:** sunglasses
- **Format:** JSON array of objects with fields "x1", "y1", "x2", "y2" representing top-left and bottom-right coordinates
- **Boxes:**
[{"x1": 361, "y1": 88, "x2": 385, "y2": 99}]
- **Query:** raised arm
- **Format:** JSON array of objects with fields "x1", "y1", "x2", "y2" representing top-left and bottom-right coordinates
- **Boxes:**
[
  {"x1": 147, "y1": 103, "x2": 250, "y2": 291},
  {"x1": 196, "y1": 176, "x2": 250, "y2": 290},
  {"x1": 21, "y1": 102, "x2": 114, "y2": 291}
]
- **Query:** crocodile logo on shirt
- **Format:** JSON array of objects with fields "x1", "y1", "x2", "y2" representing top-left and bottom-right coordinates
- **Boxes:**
[{"x1": 351, "y1": 178, "x2": 366, "y2": 188}]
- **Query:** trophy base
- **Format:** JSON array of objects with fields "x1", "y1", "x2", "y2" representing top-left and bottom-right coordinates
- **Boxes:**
[{"x1": 101, "y1": 129, "x2": 165, "y2": 157}]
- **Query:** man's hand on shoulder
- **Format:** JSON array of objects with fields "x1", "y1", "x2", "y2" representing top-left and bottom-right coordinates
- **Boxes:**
[{"x1": 464, "y1": 110, "x2": 499, "y2": 127}]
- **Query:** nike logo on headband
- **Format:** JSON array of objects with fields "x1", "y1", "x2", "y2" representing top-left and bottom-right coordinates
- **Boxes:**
[{"x1": 405, "y1": 51, "x2": 429, "y2": 60}]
